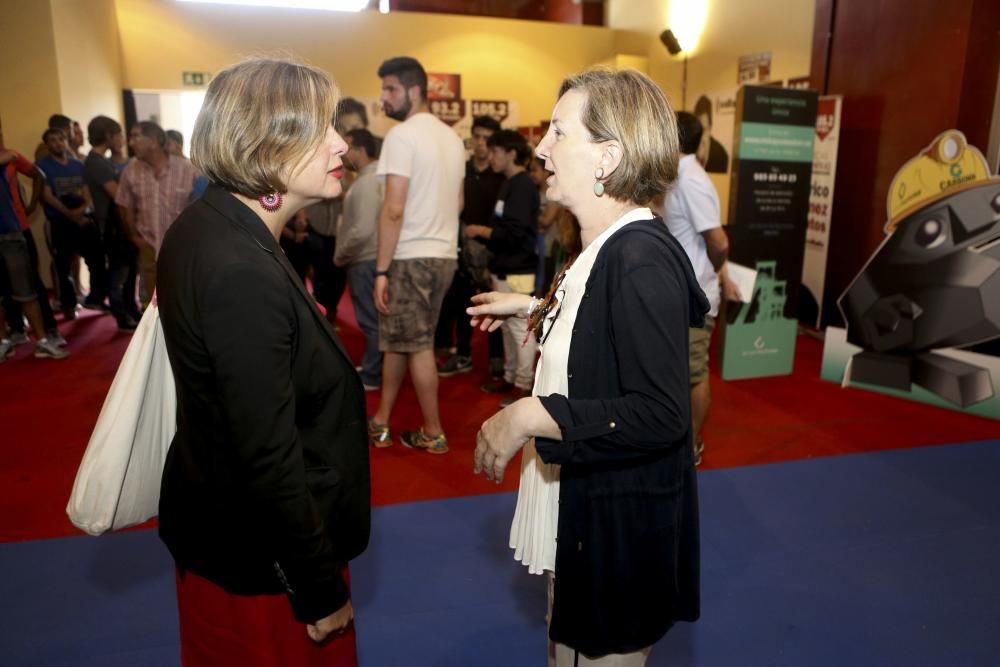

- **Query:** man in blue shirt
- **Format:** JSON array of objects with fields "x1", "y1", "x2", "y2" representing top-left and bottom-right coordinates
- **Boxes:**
[{"x1": 36, "y1": 128, "x2": 107, "y2": 319}]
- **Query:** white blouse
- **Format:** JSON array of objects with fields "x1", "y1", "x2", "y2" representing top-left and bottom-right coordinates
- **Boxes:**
[{"x1": 509, "y1": 207, "x2": 655, "y2": 574}]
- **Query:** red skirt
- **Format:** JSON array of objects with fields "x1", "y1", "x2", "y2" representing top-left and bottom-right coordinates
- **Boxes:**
[{"x1": 175, "y1": 569, "x2": 358, "y2": 667}]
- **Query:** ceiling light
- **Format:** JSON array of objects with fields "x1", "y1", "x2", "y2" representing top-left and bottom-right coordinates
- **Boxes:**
[
  {"x1": 667, "y1": 0, "x2": 708, "y2": 54},
  {"x1": 177, "y1": 0, "x2": 371, "y2": 12}
]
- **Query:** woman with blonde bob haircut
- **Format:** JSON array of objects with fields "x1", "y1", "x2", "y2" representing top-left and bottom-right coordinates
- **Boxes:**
[
  {"x1": 157, "y1": 57, "x2": 370, "y2": 667},
  {"x1": 468, "y1": 68, "x2": 708, "y2": 665}
]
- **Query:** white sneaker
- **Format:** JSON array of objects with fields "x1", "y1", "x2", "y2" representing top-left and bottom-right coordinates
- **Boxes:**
[
  {"x1": 9, "y1": 331, "x2": 29, "y2": 345},
  {"x1": 0, "y1": 339, "x2": 14, "y2": 361},
  {"x1": 34, "y1": 337, "x2": 69, "y2": 359},
  {"x1": 47, "y1": 331, "x2": 68, "y2": 346}
]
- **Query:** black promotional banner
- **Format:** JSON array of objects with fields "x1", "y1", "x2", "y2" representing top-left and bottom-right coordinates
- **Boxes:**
[{"x1": 721, "y1": 85, "x2": 818, "y2": 379}]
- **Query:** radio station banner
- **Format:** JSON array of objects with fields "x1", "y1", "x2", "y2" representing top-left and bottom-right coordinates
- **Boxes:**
[
  {"x1": 470, "y1": 100, "x2": 510, "y2": 123},
  {"x1": 429, "y1": 99, "x2": 467, "y2": 126},
  {"x1": 427, "y1": 73, "x2": 461, "y2": 101},
  {"x1": 801, "y1": 95, "x2": 842, "y2": 328},
  {"x1": 721, "y1": 85, "x2": 818, "y2": 380},
  {"x1": 356, "y1": 95, "x2": 519, "y2": 154}
]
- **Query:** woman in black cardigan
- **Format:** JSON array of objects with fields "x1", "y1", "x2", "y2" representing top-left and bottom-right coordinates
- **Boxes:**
[
  {"x1": 468, "y1": 69, "x2": 709, "y2": 665},
  {"x1": 156, "y1": 58, "x2": 370, "y2": 666}
]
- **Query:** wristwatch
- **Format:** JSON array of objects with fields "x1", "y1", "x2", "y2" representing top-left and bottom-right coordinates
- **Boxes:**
[{"x1": 375, "y1": 269, "x2": 390, "y2": 278}]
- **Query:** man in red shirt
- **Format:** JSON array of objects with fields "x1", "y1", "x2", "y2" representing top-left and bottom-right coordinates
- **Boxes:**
[{"x1": 0, "y1": 124, "x2": 68, "y2": 360}]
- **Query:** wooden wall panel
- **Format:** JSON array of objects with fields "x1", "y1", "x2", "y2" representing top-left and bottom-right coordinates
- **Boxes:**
[
  {"x1": 815, "y1": 0, "x2": 997, "y2": 326},
  {"x1": 956, "y1": 0, "x2": 1000, "y2": 152}
]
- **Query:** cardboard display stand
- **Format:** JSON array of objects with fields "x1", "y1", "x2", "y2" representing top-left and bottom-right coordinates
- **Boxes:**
[
  {"x1": 720, "y1": 85, "x2": 818, "y2": 380},
  {"x1": 822, "y1": 130, "x2": 1000, "y2": 420}
]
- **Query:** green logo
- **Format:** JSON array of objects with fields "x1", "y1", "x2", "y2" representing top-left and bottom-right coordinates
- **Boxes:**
[
  {"x1": 721, "y1": 260, "x2": 798, "y2": 379},
  {"x1": 950, "y1": 163, "x2": 962, "y2": 178}
]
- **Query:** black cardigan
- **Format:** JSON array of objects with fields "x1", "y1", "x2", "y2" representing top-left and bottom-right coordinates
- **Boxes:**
[
  {"x1": 536, "y1": 216, "x2": 709, "y2": 656},
  {"x1": 156, "y1": 186, "x2": 371, "y2": 624}
]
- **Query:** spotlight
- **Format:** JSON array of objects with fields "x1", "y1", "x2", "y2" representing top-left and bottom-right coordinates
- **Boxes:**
[{"x1": 660, "y1": 29, "x2": 683, "y2": 56}]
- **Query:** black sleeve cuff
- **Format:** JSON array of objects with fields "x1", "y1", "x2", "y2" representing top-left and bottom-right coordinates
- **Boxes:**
[{"x1": 287, "y1": 564, "x2": 349, "y2": 624}]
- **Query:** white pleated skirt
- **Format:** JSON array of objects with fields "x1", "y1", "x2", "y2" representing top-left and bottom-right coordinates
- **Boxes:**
[{"x1": 509, "y1": 438, "x2": 560, "y2": 575}]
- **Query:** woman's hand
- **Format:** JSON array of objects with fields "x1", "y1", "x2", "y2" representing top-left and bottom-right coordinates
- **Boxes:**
[
  {"x1": 475, "y1": 397, "x2": 563, "y2": 482},
  {"x1": 467, "y1": 291, "x2": 533, "y2": 333},
  {"x1": 474, "y1": 398, "x2": 536, "y2": 483},
  {"x1": 306, "y1": 599, "x2": 353, "y2": 644}
]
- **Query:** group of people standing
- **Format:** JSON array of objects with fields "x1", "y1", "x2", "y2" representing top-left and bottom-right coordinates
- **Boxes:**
[
  {"x1": 4, "y1": 48, "x2": 740, "y2": 665},
  {"x1": 148, "y1": 53, "x2": 726, "y2": 667},
  {"x1": 0, "y1": 111, "x2": 203, "y2": 363}
]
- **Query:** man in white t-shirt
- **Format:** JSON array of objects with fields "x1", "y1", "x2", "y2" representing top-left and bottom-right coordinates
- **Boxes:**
[
  {"x1": 660, "y1": 111, "x2": 739, "y2": 466},
  {"x1": 369, "y1": 56, "x2": 465, "y2": 456}
]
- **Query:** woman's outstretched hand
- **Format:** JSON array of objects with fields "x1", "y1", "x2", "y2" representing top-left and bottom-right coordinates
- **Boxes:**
[{"x1": 467, "y1": 291, "x2": 534, "y2": 333}]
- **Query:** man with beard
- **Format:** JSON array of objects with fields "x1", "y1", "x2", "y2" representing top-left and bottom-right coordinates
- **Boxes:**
[{"x1": 368, "y1": 56, "x2": 465, "y2": 455}]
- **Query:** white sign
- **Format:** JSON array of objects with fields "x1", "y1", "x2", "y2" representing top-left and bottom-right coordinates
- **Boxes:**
[
  {"x1": 725, "y1": 261, "x2": 758, "y2": 304},
  {"x1": 801, "y1": 95, "x2": 842, "y2": 328}
]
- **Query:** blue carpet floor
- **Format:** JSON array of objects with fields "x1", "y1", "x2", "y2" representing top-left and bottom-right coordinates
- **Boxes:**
[{"x1": 2, "y1": 440, "x2": 998, "y2": 666}]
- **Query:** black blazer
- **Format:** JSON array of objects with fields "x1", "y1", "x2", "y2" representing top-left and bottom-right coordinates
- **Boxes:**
[
  {"x1": 536, "y1": 217, "x2": 709, "y2": 656},
  {"x1": 156, "y1": 185, "x2": 370, "y2": 624}
]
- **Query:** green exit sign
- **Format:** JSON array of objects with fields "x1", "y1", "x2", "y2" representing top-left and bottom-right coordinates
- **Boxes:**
[{"x1": 182, "y1": 71, "x2": 209, "y2": 86}]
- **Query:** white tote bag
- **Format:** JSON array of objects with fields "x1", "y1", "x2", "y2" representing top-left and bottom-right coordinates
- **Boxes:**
[{"x1": 66, "y1": 303, "x2": 176, "y2": 535}]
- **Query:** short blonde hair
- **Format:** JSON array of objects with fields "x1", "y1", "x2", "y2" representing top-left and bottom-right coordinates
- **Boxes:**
[
  {"x1": 559, "y1": 68, "x2": 678, "y2": 206},
  {"x1": 192, "y1": 58, "x2": 338, "y2": 198}
]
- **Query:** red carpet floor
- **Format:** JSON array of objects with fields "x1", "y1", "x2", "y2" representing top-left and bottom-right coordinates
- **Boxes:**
[{"x1": 1, "y1": 295, "x2": 997, "y2": 543}]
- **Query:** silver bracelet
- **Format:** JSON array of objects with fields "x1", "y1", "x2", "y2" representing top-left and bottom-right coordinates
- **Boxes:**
[{"x1": 526, "y1": 296, "x2": 540, "y2": 318}]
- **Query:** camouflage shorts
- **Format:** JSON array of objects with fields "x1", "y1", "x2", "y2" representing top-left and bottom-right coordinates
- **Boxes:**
[
  {"x1": 378, "y1": 257, "x2": 457, "y2": 353},
  {"x1": 689, "y1": 315, "x2": 716, "y2": 385}
]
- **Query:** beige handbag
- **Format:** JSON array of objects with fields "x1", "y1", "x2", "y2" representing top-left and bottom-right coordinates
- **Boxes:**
[{"x1": 66, "y1": 302, "x2": 176, "y2": 535}]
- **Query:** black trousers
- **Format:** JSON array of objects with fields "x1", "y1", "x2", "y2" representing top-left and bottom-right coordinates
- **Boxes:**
[
  {"x1": 105, "y1": 219, "x2": 139, "y2": 322},
  {"x1": 434, "y1": 268, "x2": 475, "y2": 358},
  {"x1": 50, "y1": 218, "x2": 108, "y2": 313}
]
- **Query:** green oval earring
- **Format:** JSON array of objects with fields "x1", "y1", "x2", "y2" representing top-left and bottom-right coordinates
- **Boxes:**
[{"x1": 594, "y1": 167, "x2": 605, "y2": 197}]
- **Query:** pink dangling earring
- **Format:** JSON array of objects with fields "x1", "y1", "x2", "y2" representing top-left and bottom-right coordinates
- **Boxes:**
[{"x1": 259, "y1": 192, "x2": 283, "y2": 212}]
